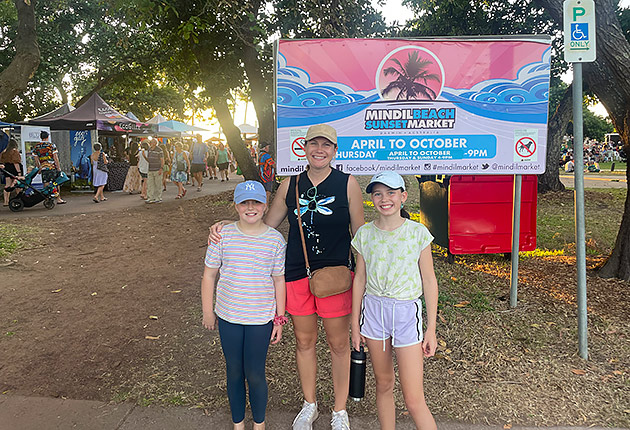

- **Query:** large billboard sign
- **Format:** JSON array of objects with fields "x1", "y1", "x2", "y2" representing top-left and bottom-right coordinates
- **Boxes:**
[{"x1": 275, "y1": 37, "x2": 551, "y2": 175}]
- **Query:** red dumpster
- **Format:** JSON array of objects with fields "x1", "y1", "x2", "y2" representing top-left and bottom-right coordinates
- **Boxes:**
[{"x1": 416, "y1": 175, "x2": 537, "y2": 261}]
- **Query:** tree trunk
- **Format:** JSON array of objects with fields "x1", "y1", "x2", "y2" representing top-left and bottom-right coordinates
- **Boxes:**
[
  {"x1": 209, "y1": 89, "x2": 261, "y2": 182},
  {"x1": 0, "y1": 0, "x2": 40, "y2": 107},
  {"x1": 538, "y1": 85, "x2": 571, "y2": 193},
  {"x1": 599, "y1": 172, "x2": 630, "y2": 279},
  {"x1": 535, "y1": 0, "x2": 630, "y2": 279},
  {"x1": 242, "y1": 44, "x2": 276, "y2": 156}
]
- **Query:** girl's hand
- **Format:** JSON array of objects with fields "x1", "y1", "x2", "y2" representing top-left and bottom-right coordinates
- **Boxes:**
[
  {"x1": 351, "y1": 327, "x2": 365, "y2": 351},
  {"x1": 203, "y1": 312, "x2": 217, "y2": 330},
  {"x1": 422, "y1": 329, "x2": 437, "y2": 357},
  {"x1": 270, "y1": 325, "x2": 282, "y2": 344}
]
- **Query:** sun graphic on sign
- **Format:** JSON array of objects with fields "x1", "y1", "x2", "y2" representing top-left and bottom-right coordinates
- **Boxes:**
[{"x1": 376, "y1": 46, "x2": 445, "y2": 101}]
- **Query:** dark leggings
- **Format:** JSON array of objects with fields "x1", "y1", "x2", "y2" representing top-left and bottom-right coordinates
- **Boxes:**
[{"x1": 218, "y1": 318, "x2": 273, "y2": 424}]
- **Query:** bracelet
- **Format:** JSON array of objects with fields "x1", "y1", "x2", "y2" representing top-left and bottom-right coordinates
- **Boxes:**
[{"x1": 273, "y1": 315, "x2": 288, "y2": 326}]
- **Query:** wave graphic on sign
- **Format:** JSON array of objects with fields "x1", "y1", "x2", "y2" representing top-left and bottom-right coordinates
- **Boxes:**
[
  {"x1": 277, "y1": 53, "x2": 380, "y2": 127},
  {"x1": 440, "y1": 47, "x2": 551, "y2": 124}
]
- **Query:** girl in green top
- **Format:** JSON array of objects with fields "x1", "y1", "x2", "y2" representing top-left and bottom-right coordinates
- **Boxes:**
[{"x1": 351, "y1": 171, "x2": 438, "y2": 430}]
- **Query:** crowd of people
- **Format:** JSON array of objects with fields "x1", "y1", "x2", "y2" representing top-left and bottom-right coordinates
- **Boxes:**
[
  {"x1": 120, "y1": 135, "x2": 240, "y2": 204},
  {"x1": 0, "y1": 132, "x2": 275, "y2": 209},
  {"x1": 560, "y1": 136, "x2": 625, "y2": 173}
]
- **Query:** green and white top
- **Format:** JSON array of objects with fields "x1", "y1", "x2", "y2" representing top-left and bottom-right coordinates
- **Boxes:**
[{"x1": 352, "y1": 219, "x2": 433, "y2": 300}]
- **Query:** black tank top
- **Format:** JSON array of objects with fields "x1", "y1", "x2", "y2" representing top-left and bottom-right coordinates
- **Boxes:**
[{"x1": 285, "y1": 168, "x2": 353, "y2": 282}]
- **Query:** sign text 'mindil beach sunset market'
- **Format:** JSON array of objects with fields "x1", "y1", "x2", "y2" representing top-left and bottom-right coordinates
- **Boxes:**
[{"x1": 275, "y1": 37, "x2": 551, "y2": 175}]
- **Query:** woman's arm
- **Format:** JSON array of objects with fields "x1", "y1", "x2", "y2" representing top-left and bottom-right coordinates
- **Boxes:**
[
  {"x1": 263, "y1": 176, "x2": 290, "y2": 229},
  {"x1": 201, "y1": 266, "x2": 219, "y2": 330},
  {"x1": 347, "y1": 175, "x2": 365, "y2": 236},
  {"x1": 351, "y1": 253, "x2": 367, "y2": 351},
  {"x1": 419, "y1": 245, "x2": 438, "y2": 357},
  {"x1": 270, "y1": 274, "x2": 286, "y2": 345}
]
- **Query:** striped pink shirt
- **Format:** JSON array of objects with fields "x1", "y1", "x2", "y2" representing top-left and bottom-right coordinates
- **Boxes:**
[{"x1": 205, "y1": 223, "x2": 286, "y2": 325}]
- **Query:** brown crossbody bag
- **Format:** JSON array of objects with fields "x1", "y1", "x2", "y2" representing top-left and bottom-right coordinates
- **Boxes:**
[{"x1": 294, "y1": 176, "x2": 352, "y2": 298}]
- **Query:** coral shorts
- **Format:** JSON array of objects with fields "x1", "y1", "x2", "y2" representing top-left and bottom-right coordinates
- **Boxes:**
[{"x1": 286, "y1": 275, "x2": 353, "y2": 319}]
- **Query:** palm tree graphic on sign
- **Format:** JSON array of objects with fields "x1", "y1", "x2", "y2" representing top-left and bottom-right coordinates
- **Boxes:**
[{"x1": 381, "y1": 51, "x2": 441, "y2": 100}]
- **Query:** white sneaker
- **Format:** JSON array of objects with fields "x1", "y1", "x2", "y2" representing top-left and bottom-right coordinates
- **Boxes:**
[
  {"x1": 331, "y1": 409, "x2": 350, "y2": 430},
  {"x1": 292, "y1": 401, "x2": 318, "y2": 429}
]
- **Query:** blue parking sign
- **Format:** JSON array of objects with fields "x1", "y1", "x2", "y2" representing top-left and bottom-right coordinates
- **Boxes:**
[{"x1": 571, "y1": 23, "x2": 589, "y2": 41}]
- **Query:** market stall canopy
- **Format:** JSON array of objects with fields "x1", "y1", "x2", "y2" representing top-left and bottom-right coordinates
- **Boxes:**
[
  {"x1": 0, "y1": 120, "x2": 16, "y2": 128},
  {"x1": 31, "y1": 103, "x2": 75, "y2": 121},
  {"x1": 237, "y1": 123, "x2": 258, "y2": 134},
  {"x1": 157, "y1": 120, "x2": 208, "y2": 132},
  {"x1": 147, "y1": 114, "x2": 181, "y2": 136},
  {"x1": 26, "y1": 93, "x2": 154, "y2": 134},
  {"x1": 126, "y1": 111, "x2": 141, "y2": 121}
]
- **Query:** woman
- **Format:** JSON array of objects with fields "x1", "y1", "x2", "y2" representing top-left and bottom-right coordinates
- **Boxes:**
[
  {"x1": 211, "y1": 124, "x2": 364, "y2": 430},
  {"x1": 216, "y1": 142, "x2": 230, "y2": 182},
  {"x1": 137, "y1": 140, "x2": 150, "y2": 200},
  {"x1": 161, "y1": 141, "x2": 172, "y2": 191},
  {"x1": 123, "y1": 139, "x2": 142, "y2": 194},
  {"x1": 0, "y1": 139, "x2": 22, "y2": 206},
  {"x1": 171, "y1": 142, "x2": 190, "y2": 199},
  {"x1": 90, "y1": 143, "x2": 109, "y2": 203}
]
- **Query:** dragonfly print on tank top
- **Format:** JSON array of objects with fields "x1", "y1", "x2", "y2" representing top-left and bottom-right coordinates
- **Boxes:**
[{"x1": 294, "y1": 184, "x2": 336, "y2": 255}]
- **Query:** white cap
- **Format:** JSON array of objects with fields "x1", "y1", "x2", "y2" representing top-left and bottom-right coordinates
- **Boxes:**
[{"x1": 366, "y1": 171, "x2": 405, "y2": 193}]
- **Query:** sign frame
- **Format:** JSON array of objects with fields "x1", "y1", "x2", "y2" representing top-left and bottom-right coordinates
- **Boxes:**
[{"x1": 275, "y1": 36, "x2": 552, "y2": 176}]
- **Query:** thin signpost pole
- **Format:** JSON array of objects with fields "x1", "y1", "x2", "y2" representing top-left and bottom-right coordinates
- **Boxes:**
[
  {"x1": 510, "y1": 175, "x2": 523, "y2": 308},
  {"x1": 572, "y1": 62, "x2": 588, "y2": 360}
]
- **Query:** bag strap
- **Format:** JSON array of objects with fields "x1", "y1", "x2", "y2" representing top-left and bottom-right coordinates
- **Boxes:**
[{"x1": 294, "y1": 174, "x2": 313, "y2": 278}]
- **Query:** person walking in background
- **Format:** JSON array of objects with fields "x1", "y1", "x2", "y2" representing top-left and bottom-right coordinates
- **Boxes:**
[
  {"x1": 160, "y1": 140, "x2": 172, "y2": 192},
  {"x1": 190, "y1": 135, "x2": 207, "y2": 191},
  {"x1": 90, "y1": 143, "x2": 109, "y2": 203},
  {"x1": 171, "y1": 142, "x2": 190, "y2": 199},
  {"x1": 32, "y1": 131, "x2": 66, "y2": 204},
  {"x1": 207, "y1": 141, "x2": 218, "y2": 180},
  {"x1": 138, "y1": 140, "x2": 150, "y2": 200},
  {"x1": 202, "y1": 180, "x2": 287, "y2": 430},
  {"x1": 217, "y1": 142, "x2": 230, "y2": 182},
  {"x1": 258, "y1": 142, "x2": 275, "y2": 201},
  {"x1": 0, "y1": 139, "x2": 22, "y2": 206},
  {"x1": 123, "y1": 138, "x2": 142, "y2": 194},
  {"x1": 351, "y1": 172, "x2": 438, "y2": 430},
  {"x1": 146, "y1": 138, "x2": 164, "y2": 203}
]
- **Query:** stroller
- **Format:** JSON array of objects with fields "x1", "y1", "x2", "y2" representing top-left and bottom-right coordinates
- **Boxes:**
[{"x1": 1, "y1": 166, "x2": 69, "y2": 212}]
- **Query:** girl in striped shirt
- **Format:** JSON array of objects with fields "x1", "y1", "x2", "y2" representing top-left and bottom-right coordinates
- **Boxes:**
[{"x1": 201, "y1": 180, "x2": 287, "y2": 430}]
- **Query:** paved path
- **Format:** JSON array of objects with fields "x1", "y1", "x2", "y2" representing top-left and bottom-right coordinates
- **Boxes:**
[
  {"x1": 0, "y1": 173, "x2": 243, "y2": 219},
  {"x1": 560, "y1": 173, "x2": 627, "y2": 189},
  {"x1": 1, "y1": 395, "x2": 626, "y2": 430}
]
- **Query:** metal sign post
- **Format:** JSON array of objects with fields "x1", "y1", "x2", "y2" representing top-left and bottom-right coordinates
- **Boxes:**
[
  {"x1": 510, "y1": 175, "x2": 522, "y2": 308},
  {"x1": 563, "y1": 0, "x2": 596, "y2": 360}
]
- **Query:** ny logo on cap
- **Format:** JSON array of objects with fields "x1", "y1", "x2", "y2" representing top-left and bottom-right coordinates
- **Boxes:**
[{"x1": 245, "y1": 183, "x2": 256, "y2": 190}]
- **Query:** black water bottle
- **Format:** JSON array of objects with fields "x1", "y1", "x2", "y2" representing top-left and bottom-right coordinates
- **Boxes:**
[{"x1": 349, "y1": 346, "x2": 366, "y2": 401}]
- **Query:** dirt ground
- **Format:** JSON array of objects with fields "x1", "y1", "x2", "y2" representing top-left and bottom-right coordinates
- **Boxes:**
[{"x1": 0, "y1": 190, "x2": 628, "y2": 427}]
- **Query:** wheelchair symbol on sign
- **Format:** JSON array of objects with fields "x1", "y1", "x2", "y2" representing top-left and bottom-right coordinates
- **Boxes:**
[{"x1": 571, "y1": 23, "x2": 588, "y2": 41}]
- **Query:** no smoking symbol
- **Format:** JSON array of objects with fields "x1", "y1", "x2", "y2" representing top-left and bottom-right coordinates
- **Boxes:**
[
  {"x1": 515, "y1": 137, "x2": 536, "y2": 158},
  {"x1": 292, "y1": 137, "x2": 306, "y2": 158}
]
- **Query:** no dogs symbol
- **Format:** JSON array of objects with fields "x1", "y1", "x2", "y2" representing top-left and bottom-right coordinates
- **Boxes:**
[{"x1": 513, "y1": 129, "x2": 538, "y2": 162}]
